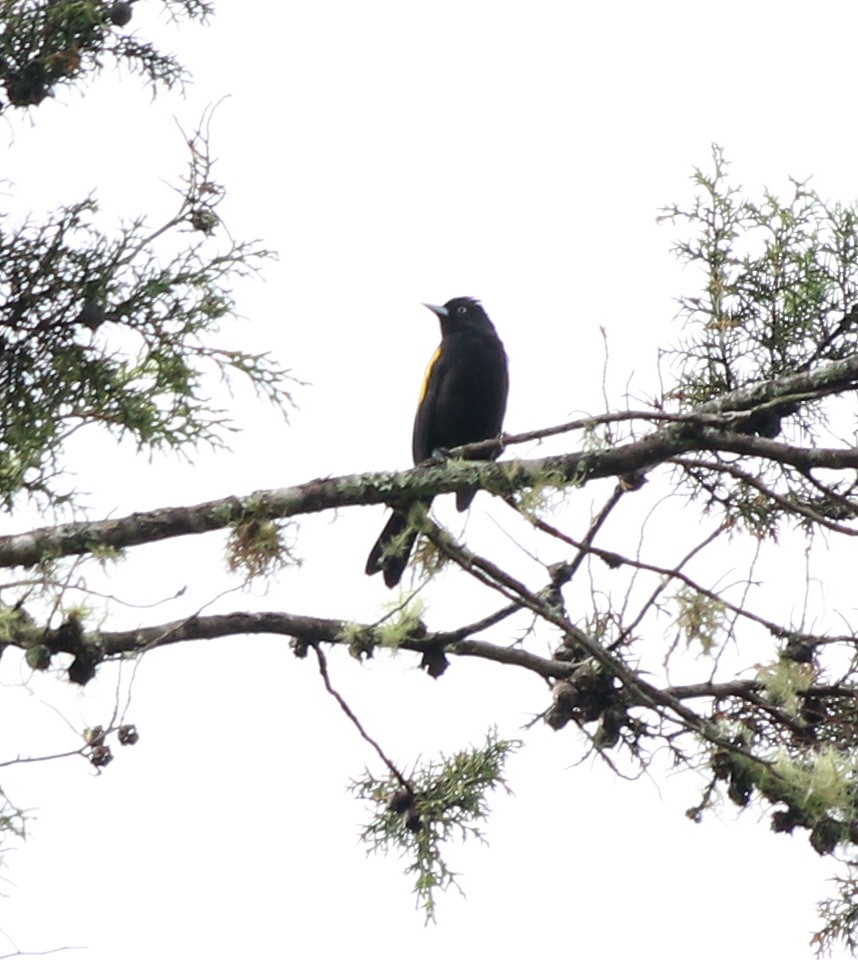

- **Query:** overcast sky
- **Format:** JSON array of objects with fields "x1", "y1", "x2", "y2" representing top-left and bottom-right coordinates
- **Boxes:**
[{"x1": 1, "y1": 2, "x2": 857, "y2": 957}]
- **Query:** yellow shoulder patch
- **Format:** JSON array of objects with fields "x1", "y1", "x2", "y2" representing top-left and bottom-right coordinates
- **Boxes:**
[{"x1": 418, "y1": 346, "x2": 442, "y2": 403}]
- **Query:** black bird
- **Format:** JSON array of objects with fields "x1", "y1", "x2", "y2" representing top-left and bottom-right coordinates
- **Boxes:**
[{"x1": 365, "y1": 297, "x2": 509, "y2": 587}]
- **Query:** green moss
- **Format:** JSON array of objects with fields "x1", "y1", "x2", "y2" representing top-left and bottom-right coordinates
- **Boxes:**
[{"x1": 25, "y1": 644, "x2": 51, "y2": 671}]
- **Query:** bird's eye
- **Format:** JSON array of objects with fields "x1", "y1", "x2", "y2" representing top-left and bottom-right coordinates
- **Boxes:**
[{"x1": 457, "y1": 305, "x2": 468, "y2": 316}]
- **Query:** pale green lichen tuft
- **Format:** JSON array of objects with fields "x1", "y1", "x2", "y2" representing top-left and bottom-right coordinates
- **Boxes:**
[
  {"x1": 374, "y1": 597, "x2": 426, "y2": 651},
  {"x1": 674, "y1": 587, "x2": 726, "y2": 656},
  {"x1": 768, "y1": 746, "x2": 858, "y2": 823},
  {"x1": 757, "y1": 657, "x2": 815, "y2": 717}
]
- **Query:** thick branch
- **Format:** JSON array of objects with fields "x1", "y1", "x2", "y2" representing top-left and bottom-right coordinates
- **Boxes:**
[
  {"x1": 85, "y1": 613, "x2": 858, "y2": 711},
  {"x1": 94, "y1": 609, "x2": 571, "y2": 679},
  {"x1": 0, "y1": 351, "x2": 856, "y2": 569}
]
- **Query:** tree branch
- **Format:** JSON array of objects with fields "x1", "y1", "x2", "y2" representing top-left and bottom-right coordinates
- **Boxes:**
[{"x1": 3, "y1": 347, "x2": 858, "y2": 569}]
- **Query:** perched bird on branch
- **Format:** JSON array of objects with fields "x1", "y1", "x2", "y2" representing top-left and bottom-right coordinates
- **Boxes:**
[{"x1": 366, "y1": 297, "x2": 509, "y2": 587}]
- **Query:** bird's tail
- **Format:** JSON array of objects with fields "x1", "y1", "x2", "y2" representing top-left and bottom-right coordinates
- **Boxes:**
[{"x1": 365, "y1": 502, "x2": 430, "y2": 588}]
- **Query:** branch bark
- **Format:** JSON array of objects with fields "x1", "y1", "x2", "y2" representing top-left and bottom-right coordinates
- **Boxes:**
[{"x1": 2, "y1": 349, "x2": 857, "y2": 569}]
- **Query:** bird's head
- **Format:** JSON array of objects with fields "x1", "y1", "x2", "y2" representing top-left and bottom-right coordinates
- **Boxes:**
[{"x1": 423, "y1": 297, "x2": 494, "y2": 336}]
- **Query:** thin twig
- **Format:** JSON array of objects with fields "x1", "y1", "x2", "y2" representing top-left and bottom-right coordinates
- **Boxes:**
[{"x1": 311, "y1": 644, "x2": 410, "y2": 790}]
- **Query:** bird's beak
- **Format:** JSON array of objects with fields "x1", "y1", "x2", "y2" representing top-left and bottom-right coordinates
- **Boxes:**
[{"x1": 423, "y1": 302, "x2": 449, "y2": 318}]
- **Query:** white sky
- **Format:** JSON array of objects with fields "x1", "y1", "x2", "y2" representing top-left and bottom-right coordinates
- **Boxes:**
[{"x1": 1, "y1": 1, "x2": 857, "y2": 957}]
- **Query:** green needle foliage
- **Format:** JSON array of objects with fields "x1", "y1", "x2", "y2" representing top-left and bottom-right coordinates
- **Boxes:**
[
  {"x1": 661, "y1": 145, "x2": 858, "y2": 407},
  {"x1": 0, "y1": 160, "x2": 292, "y2": 506},
  {"x1": 351, "y1": 730, "x2": 520, "y2": 922},
  {"x1": 660, "y1": 146, "x2": 858, "y2": 539},
  {"x1": 0, "y1": 3, "x2": 291, "y2": 508},
  {"x1": 0, "y1": 0, "x2": 213, "y2": 110},
  {"x1": 0, "y1": 60, "x2": 291, "y2": 508}
]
